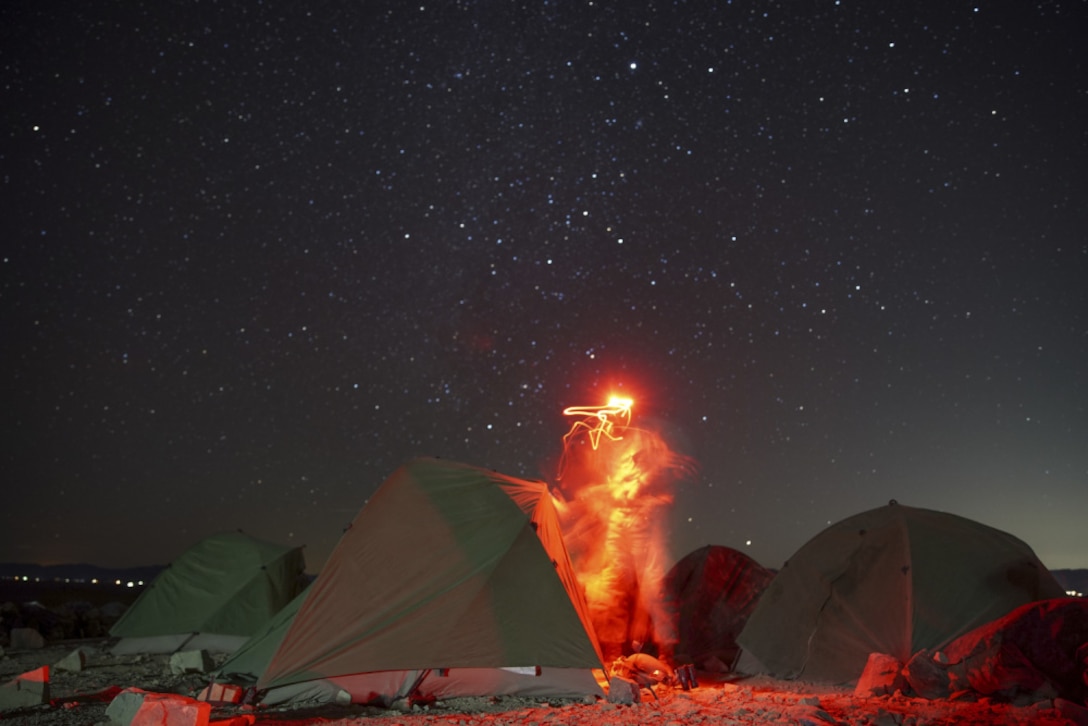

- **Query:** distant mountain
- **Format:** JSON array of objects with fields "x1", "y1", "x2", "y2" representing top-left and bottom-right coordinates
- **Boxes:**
[
  {"x1": 0, "y1": 562, "x2": 164, "y2": 584},
  {"x1": 1051, "y1": 569, "x2": 1088, "y2": 596}
]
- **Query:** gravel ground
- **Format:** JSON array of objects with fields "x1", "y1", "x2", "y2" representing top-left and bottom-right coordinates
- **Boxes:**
[{"x1": 2, "y1": 640, "x2": 1086, "y2": 726}]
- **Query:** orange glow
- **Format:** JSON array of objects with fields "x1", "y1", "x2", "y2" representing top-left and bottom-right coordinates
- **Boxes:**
[
  {"x1": 554, "y1": 394, "x2": 694, "y2": 664},
  {"x1": 19, "y1": 665, "x2": 49, "y2": 683}
]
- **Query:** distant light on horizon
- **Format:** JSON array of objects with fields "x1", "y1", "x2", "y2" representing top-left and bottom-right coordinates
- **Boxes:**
[{"x1": 4, "y1": 574, "x2": 145, "y2": 588}]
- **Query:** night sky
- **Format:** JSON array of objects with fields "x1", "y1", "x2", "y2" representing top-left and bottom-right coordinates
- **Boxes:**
[{"x1": 3, "y1": 2, "x2": 1085, "y2": 574}]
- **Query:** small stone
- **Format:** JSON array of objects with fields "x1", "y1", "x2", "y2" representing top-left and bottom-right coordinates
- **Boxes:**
[
  {"x1": 855, "y1": 652, "x2": 907, "y2": 697},
  {"x1": 55, "y1": 648, "x2": 88, "y2": 672},
  {"x1": 606, "y1": 676, "x2": 641, "y2": 705},
  {"x1": 168, "y1": 648, "x2": 214, "y2": 674},
  {"x1": 9, "y1": 627, "x2": 45, "y2": 650}
]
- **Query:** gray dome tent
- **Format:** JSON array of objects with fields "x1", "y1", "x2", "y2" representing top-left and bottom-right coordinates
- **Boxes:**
[{"x1": 736, "y1": 501, "x2": 1067, "y2": 683}]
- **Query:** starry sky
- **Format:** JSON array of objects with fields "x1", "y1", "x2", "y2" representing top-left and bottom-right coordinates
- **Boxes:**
[{"x1": 3, "y1": 2, "x2": 1086, "y2": 575}]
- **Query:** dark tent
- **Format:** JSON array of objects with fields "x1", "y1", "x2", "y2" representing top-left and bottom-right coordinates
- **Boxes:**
[
  {"x1": 736, "y1": 501, "x2": 1067, "y2": 683},
  {"x1": 663, "y1": 545, "x2": 775, "y2": 671}
]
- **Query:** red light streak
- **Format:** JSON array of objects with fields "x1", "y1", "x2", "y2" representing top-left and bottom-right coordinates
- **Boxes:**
[{"x1": 561, "y1": 395, "x2": 633, "y2": 450}]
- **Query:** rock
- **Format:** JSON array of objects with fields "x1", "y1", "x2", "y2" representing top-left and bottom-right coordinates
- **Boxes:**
[
  {"x1": 872, "y1": 707, "x2": 903, "y2": 726},
  {"x1": 105, "y1": 686, "x2": 212, "y2": 726},
  {"x1": 55, "y1": 647, "x2": 88, "y2": 672},
  {"x1": 854, "y1": 652, "x2": 907, "y2": 697},
  {"x1": 793, "y1": 704, "x2": 837, "y2": 725},
  {"x1": 903, "y1": 650, "x2": 950, "y2": 699},
  {"x1": 0, "y1": 665, "x2": 50, "y2": 711},
  {"x1": 1055, "y1": 698, "x2": 1088, "y2": 726},
  {"x1": 9, "y1": 627, "x2": 45, "y2": 650},
  {"x1": 606, "y1": 675, "x2": 641, "y2": 704},
  {"x1": 169, "y1": 649, "x2": 214, "y2": 674},
  {"x1": 964, "y1": 640, "x2": 1056, "y2": 703}
]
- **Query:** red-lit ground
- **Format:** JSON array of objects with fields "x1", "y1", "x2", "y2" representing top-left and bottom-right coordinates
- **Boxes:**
[{"x1": 1, "y1": 642, "x2": 1083, "y2": 725}]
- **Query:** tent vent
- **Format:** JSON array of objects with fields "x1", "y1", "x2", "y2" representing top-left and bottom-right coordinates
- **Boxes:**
[{"x1": 889, "y1": 499, "x2": 898, "y2": 506}]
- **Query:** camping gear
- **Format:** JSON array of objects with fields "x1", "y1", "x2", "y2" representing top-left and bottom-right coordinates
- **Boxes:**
[
  {"x1": 662, "y1": 545, "x2": 775, "y2": 671},
  {"x1": 736, "y1": 501, "x2": 1067, "y2": 683},
  {"x1": 609, "y1": 653, "x2": 674, "y2": 689},
  {"x1": 253, "y1": 457, "x2": 606, "y2": 706},
  {"x1": 674, "y1": 663, "x2": 698, "y2": 690},
  {"x1": 109, "y1": 531, "x2": 307, "y2": 654}
]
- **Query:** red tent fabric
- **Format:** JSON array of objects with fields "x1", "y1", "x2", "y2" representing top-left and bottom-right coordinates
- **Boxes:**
[{"x1": 664, "y1": 545, "x2": 775, "y2": 671}]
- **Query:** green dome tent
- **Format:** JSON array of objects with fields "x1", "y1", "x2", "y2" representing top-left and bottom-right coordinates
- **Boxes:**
[
  {"x1": 215, "y1": 583, "x2": 311, "y2": 684},
  {"x1": 251, "y1": 458, "x2": 605, "y2": 706},
  {"x1": 736, "y1": 501, "x2": 1067, "y2": 683},
  {"x1": 109, "y1": 530, "x2": 307, "y2": 654}
]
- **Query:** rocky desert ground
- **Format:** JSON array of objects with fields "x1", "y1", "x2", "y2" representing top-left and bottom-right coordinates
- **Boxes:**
[
  {"x1": 2, "y1": 579, "x2": 1086, "y2": 725},
  {"x1": 2, "y1": 638, "x2": 1087, "y2": 726}
]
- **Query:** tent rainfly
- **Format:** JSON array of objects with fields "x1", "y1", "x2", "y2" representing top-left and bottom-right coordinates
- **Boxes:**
[
  {"x1": 736, "y1": 501, "x2": 1068, "y2": 683},
  {"x1": 109, "y1": 530, "x2": 307, "y2": 655},
  {"x1": 251, "y1": 457, "x2": 606, "y2": 706},
  {"x1": 215, "y1": 584, "x2": 311, "y2": 685}
]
